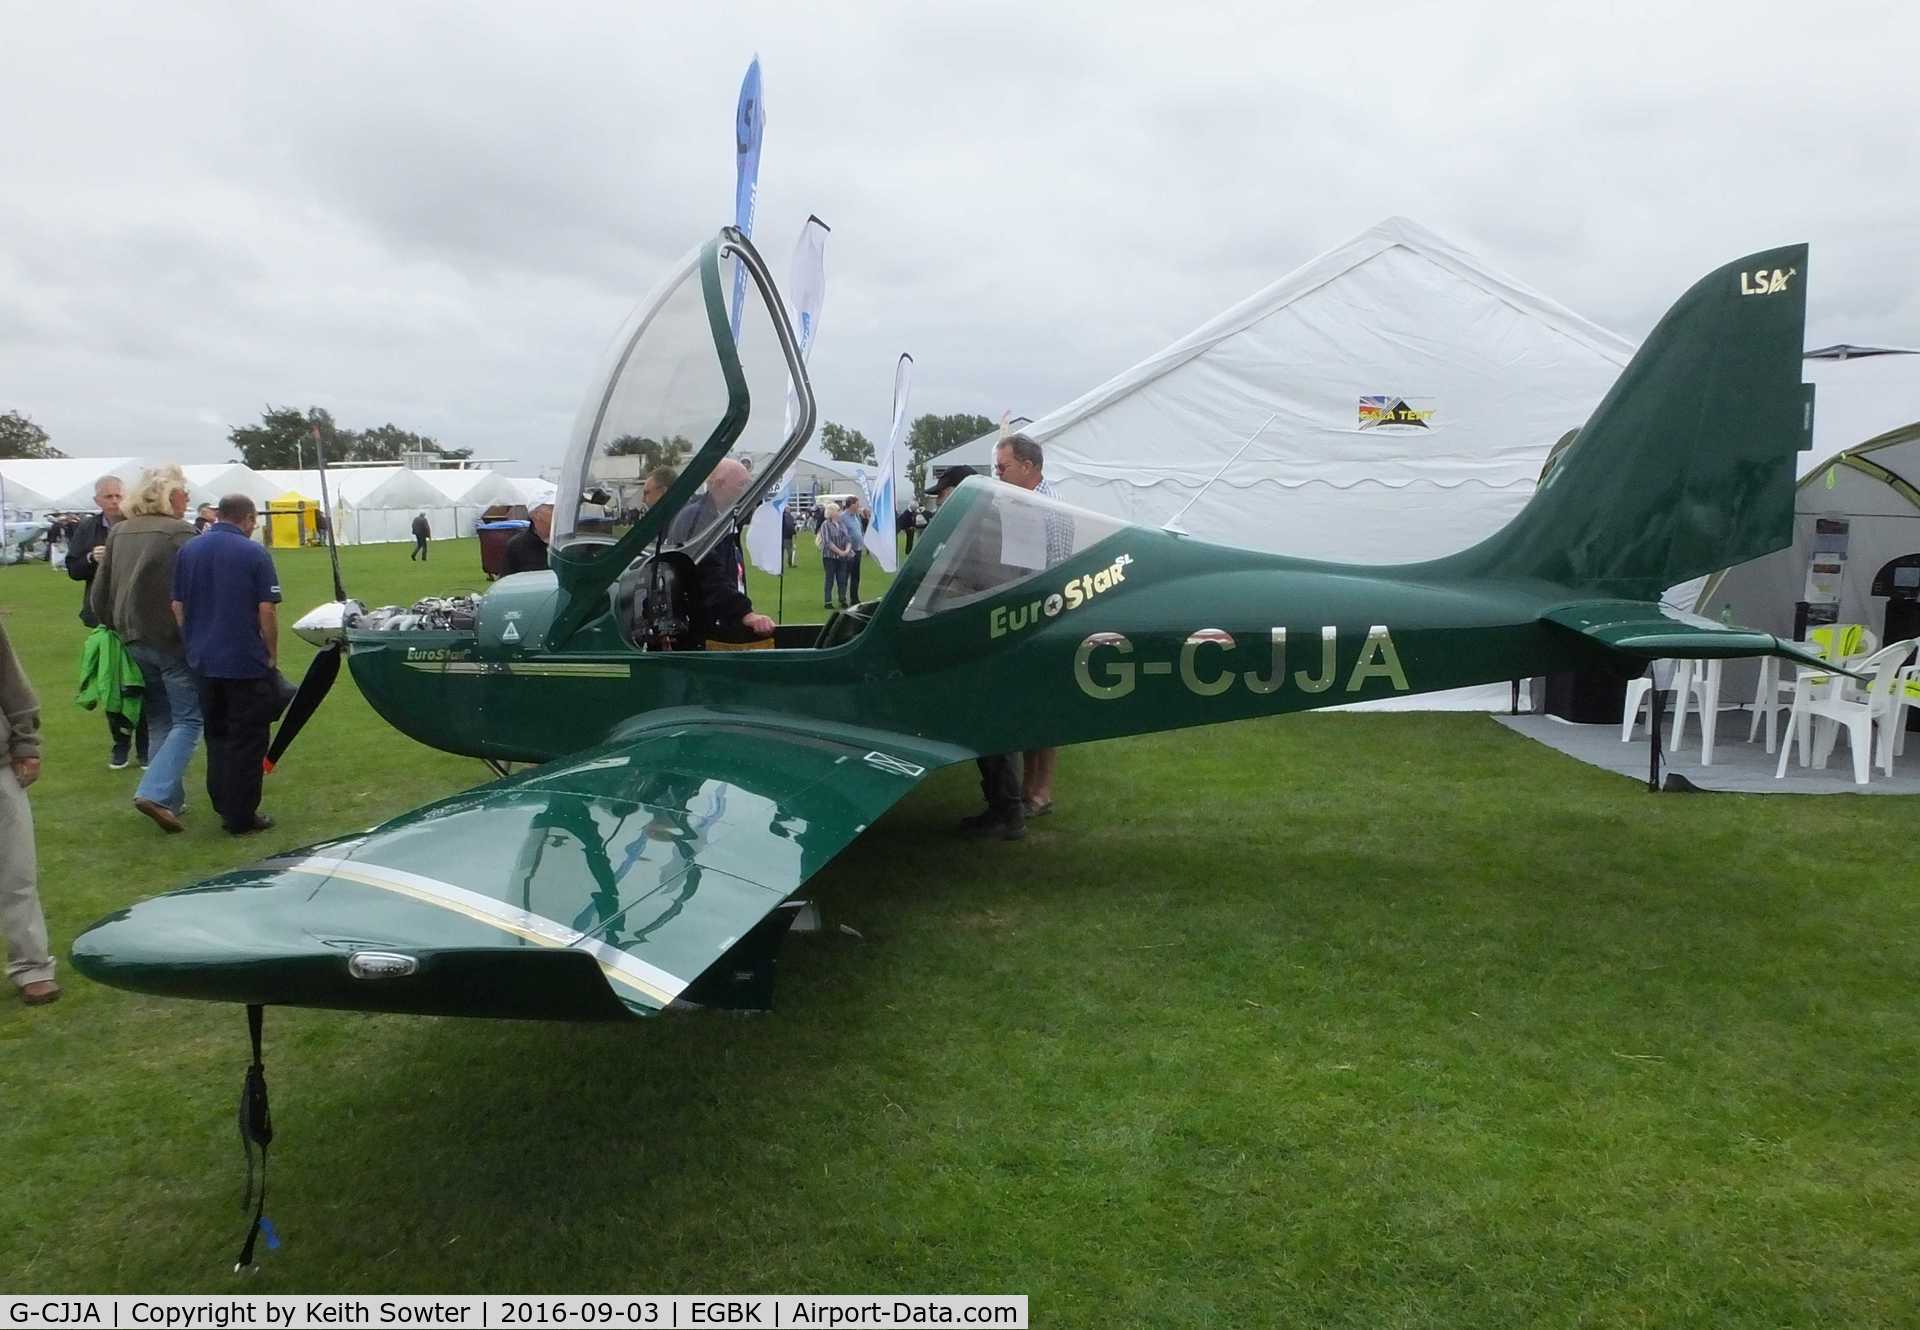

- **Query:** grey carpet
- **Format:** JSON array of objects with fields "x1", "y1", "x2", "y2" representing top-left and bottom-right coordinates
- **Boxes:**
[{"x1": 1492, "y1": 710, "x2": 1920, "y2": 796}]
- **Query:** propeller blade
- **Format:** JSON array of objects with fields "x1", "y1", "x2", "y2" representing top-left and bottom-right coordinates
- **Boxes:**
[
  {"x1": 310, "y1": 423, "x2": 348, "y2": 603},
  {"x1": 264, "y1": 641, "x2": 342, "y2": 774}
]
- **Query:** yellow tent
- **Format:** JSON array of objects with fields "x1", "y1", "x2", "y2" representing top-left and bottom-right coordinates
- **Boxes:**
[{"x1": 264, "y1": 491, "x2": 319, "y2": 549}]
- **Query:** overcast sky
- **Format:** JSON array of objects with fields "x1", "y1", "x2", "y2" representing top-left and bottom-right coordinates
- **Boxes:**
[{"x1": 2, "y1": 0, "x2": 1913, "y2": 473}]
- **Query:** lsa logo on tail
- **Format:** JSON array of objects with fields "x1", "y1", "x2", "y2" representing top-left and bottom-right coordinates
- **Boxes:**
[{"x1": 1740, "y1": 267, "x2": 1795, "y2": 296}]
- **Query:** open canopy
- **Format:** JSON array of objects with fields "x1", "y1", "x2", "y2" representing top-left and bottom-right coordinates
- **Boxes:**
[{"x1": 545, "y1": 227, "x2": 815, "y2": 639}]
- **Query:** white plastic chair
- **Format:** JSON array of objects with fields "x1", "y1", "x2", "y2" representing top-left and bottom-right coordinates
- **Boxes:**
[
  {"x1": 1622, "y1": 660, "x2": 1695, "y2": 742},
  {"x1": 1749, "y1": 656, "x2": 1794, "y2": 752},
  {"x1": 1670, "y1": 658, "x2": 1725, "y2": 765},
  {"x1": 1774, "y1": 641, "x2": 1914, "y2": 784},
  {"x1": 1749, "y1": 627, "x2": 1876, "y2": 753},
  {"x1": 1894, "y1": 664, "x2": 1920, "y2": 760}
]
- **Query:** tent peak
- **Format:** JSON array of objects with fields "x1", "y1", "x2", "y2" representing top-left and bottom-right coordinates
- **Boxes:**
[{"x1": 1024, "y1": 216, "x2": 1634, "y2": 447}]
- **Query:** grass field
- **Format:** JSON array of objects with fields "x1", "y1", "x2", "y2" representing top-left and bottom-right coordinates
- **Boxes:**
[{"x1": 3, "y1": 537, "x2": 1919, "y2": 1324}]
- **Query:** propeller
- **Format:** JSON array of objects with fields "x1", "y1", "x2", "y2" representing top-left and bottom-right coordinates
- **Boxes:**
[{"x1": 264, "y1": 424, "x2": 351, "y2": 774}]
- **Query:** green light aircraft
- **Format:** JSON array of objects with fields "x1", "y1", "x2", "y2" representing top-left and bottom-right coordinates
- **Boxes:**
[{"x1": 75, "y1": 229, "x2": 1824, "y2": 1027}]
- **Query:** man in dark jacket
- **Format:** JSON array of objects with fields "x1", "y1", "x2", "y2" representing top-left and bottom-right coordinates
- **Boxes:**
[
  {"x1": 666, "y1": 460, "x2": 774, "y2": 647},
  {"x1": 65, "y1": 473, "x2": 146, "y2": 767},
  {"x1": 502, "y1": 503, "x2": 552, "y2": 575},
  {"x1": 410, "y1": 512, "x2": 431, "y2": 561}
]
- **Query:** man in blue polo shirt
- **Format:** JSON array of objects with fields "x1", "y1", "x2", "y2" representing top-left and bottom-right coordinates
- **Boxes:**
[{"x1": 171, "y1": 494, "x2": 284, "y2": 835}]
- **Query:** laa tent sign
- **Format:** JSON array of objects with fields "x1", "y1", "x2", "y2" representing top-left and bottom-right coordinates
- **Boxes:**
[{"x1": 1356, "y1": 396, "x2": 1437, "y2": 431}]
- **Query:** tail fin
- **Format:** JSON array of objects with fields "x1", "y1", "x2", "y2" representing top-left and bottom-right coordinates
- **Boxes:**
[{"x1": 1445, "y1": 245, "x2": 1814, "y2": 598}]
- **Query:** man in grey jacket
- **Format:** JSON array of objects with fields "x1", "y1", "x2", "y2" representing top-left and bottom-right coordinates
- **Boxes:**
[{"x1": 0, "y1": 616, "x2": 56, "y2": 1005}]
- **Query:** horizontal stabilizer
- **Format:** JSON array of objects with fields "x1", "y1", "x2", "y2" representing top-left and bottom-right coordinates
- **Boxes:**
[{"x1": 1542, "y1": 601, "x2": 1853, "y2": 676}]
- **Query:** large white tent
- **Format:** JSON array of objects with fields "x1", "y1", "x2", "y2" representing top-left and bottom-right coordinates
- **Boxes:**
[
  {"x1": 0, "y1": 458, "x2": 281, "y2": 515},
  {"x1": 950, "y1": 216, "x2": 1636, "y2": 564},
  {"x1": 505, "y1": 476, "x2": 557, "y2": 507},
  {"x1": 255, "y1": 466, "x2": 452, "y2": 544},
  {"x1": 755, "y1": 447, "x2": 869, "y2": 503},
  {"x1": 180, "y1": 463, "x2": 278, "y2": 510},
  {"x1": 0, "y1": 468, "x2": 62, "y2": 512},
  {"x1": 0, "y1": 457, "x2": 143, "y2": 510},
  {"x1": 415, "y1": 468, "x2": 526, "y2": 536}
]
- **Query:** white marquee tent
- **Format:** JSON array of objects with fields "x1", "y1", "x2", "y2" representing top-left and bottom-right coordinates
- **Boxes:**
[
  {"x1": 254, "y1": 466, "x2": 454, "y2": 545},
  {"x1": 0, "y1": 459, "x2": 283, "y2": 515},
  {"x1": 0, "y1": 467, "x2": 63, "y2": 512},
  {"x1": 505, "y1": 477, "x2": 557, "y2": 507},
  {"x1": 0, "y1": 457, "x2": 144, "y2": 510},
  {"x1": 940, "y1": 216, "x2": 1636, "y2": 565},
  {"x1": 181, "y1": 463, "x2": 278, "y2": 511},
  {"x1": 414, "y1": 469, "x2": 527, "y2": 536}
]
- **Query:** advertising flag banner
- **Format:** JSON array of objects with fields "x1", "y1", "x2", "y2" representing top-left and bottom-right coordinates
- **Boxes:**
[
  {"x1": 748, "y1": 216, "x2": 830, "y2": 574},
  {"x1": 730, "y1": 56, "x2": 765, "y2": 342},
  {"x1": 866, "y1": 353, "x2": 913, "y2": 574},
  {"x1": 782, "y1": 215, "x2": 830, "y2": 437}
]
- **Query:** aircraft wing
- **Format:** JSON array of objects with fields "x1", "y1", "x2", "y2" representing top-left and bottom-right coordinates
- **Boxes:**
[
  {"x1": 73, "y1": 716, "x2": 963, "y2": 1020},
  {"x1": 1542, "y1": 601, "x2": 1847, "y2": 675}
]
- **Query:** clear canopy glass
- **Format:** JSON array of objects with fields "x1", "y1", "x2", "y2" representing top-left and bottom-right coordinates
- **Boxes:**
[
  {"x1": 904, "y1": 480, "x2": 1128, "y2": 620},
  {"x1": 550, "y1": 230, "x2": 814, "y2": 585},
  {"x1": 554, "y1": 246, "x2": 733, "y2": 547},
  {"x1": 663, "y1": 242, "x2": 809, "y2": 561}
]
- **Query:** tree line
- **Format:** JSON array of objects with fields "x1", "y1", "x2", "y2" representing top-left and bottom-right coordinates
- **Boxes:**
[
  {"x1": 1, "y1": 410, "x2": 64, "y2": 460},
  {"x1": 5, "y1": 405, "x2": 1007, "y2": 498},
  {"x1": 595, "y1": 413, "x2": 1002, "y2": 498},
  {"x1": 818, "y1": 413, "x2": 998, "y2": 494},
  {"x1": 1, "y1": 405, "x2": 479, "y2": 470},
  {"x1": 227, "y1": 406, "x2": 473, "y2": 470}
]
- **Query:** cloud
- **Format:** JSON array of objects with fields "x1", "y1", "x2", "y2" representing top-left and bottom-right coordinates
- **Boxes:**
[{"x1": 1, "y1": 0, "x2": 1912, "y2": 471}]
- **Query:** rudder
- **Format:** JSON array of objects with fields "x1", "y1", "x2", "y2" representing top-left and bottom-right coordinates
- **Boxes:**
[{"x1": 1443, "y1": 245, "x2": 1814, "y2": 598}]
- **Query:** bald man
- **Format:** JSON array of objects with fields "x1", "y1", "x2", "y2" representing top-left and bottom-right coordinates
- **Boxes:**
[{"x1": 667, "y1": 459, "x2": 775, "y2": 647}]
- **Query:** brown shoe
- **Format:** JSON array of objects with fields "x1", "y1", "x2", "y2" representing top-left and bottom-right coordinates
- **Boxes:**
[
  {"x1": 20, "y1": 980, "x2": 61, "y2": 1006},
  {"x1": 133, "y1": 798, "x2": 185, "y2": 834}
]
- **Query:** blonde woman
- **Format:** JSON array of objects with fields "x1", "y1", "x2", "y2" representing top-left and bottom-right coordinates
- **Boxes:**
[{"x1": 89, "y1": 465, "x2": 198, "y2": 833}]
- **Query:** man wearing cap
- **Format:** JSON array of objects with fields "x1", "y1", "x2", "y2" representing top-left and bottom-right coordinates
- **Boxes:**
[{"x1": 927, "y1": 466, "x2": 974, "y2": 509}]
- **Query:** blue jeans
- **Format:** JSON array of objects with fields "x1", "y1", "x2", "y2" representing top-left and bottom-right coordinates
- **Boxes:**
[{"x1": 127, "y1": 643, "x2": 203, "y2": 814}]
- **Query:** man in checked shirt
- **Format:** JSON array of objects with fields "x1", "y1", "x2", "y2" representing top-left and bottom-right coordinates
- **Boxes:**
[{"x1": 993, "y1": 432, "x2": 1068, "y2": 821}]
